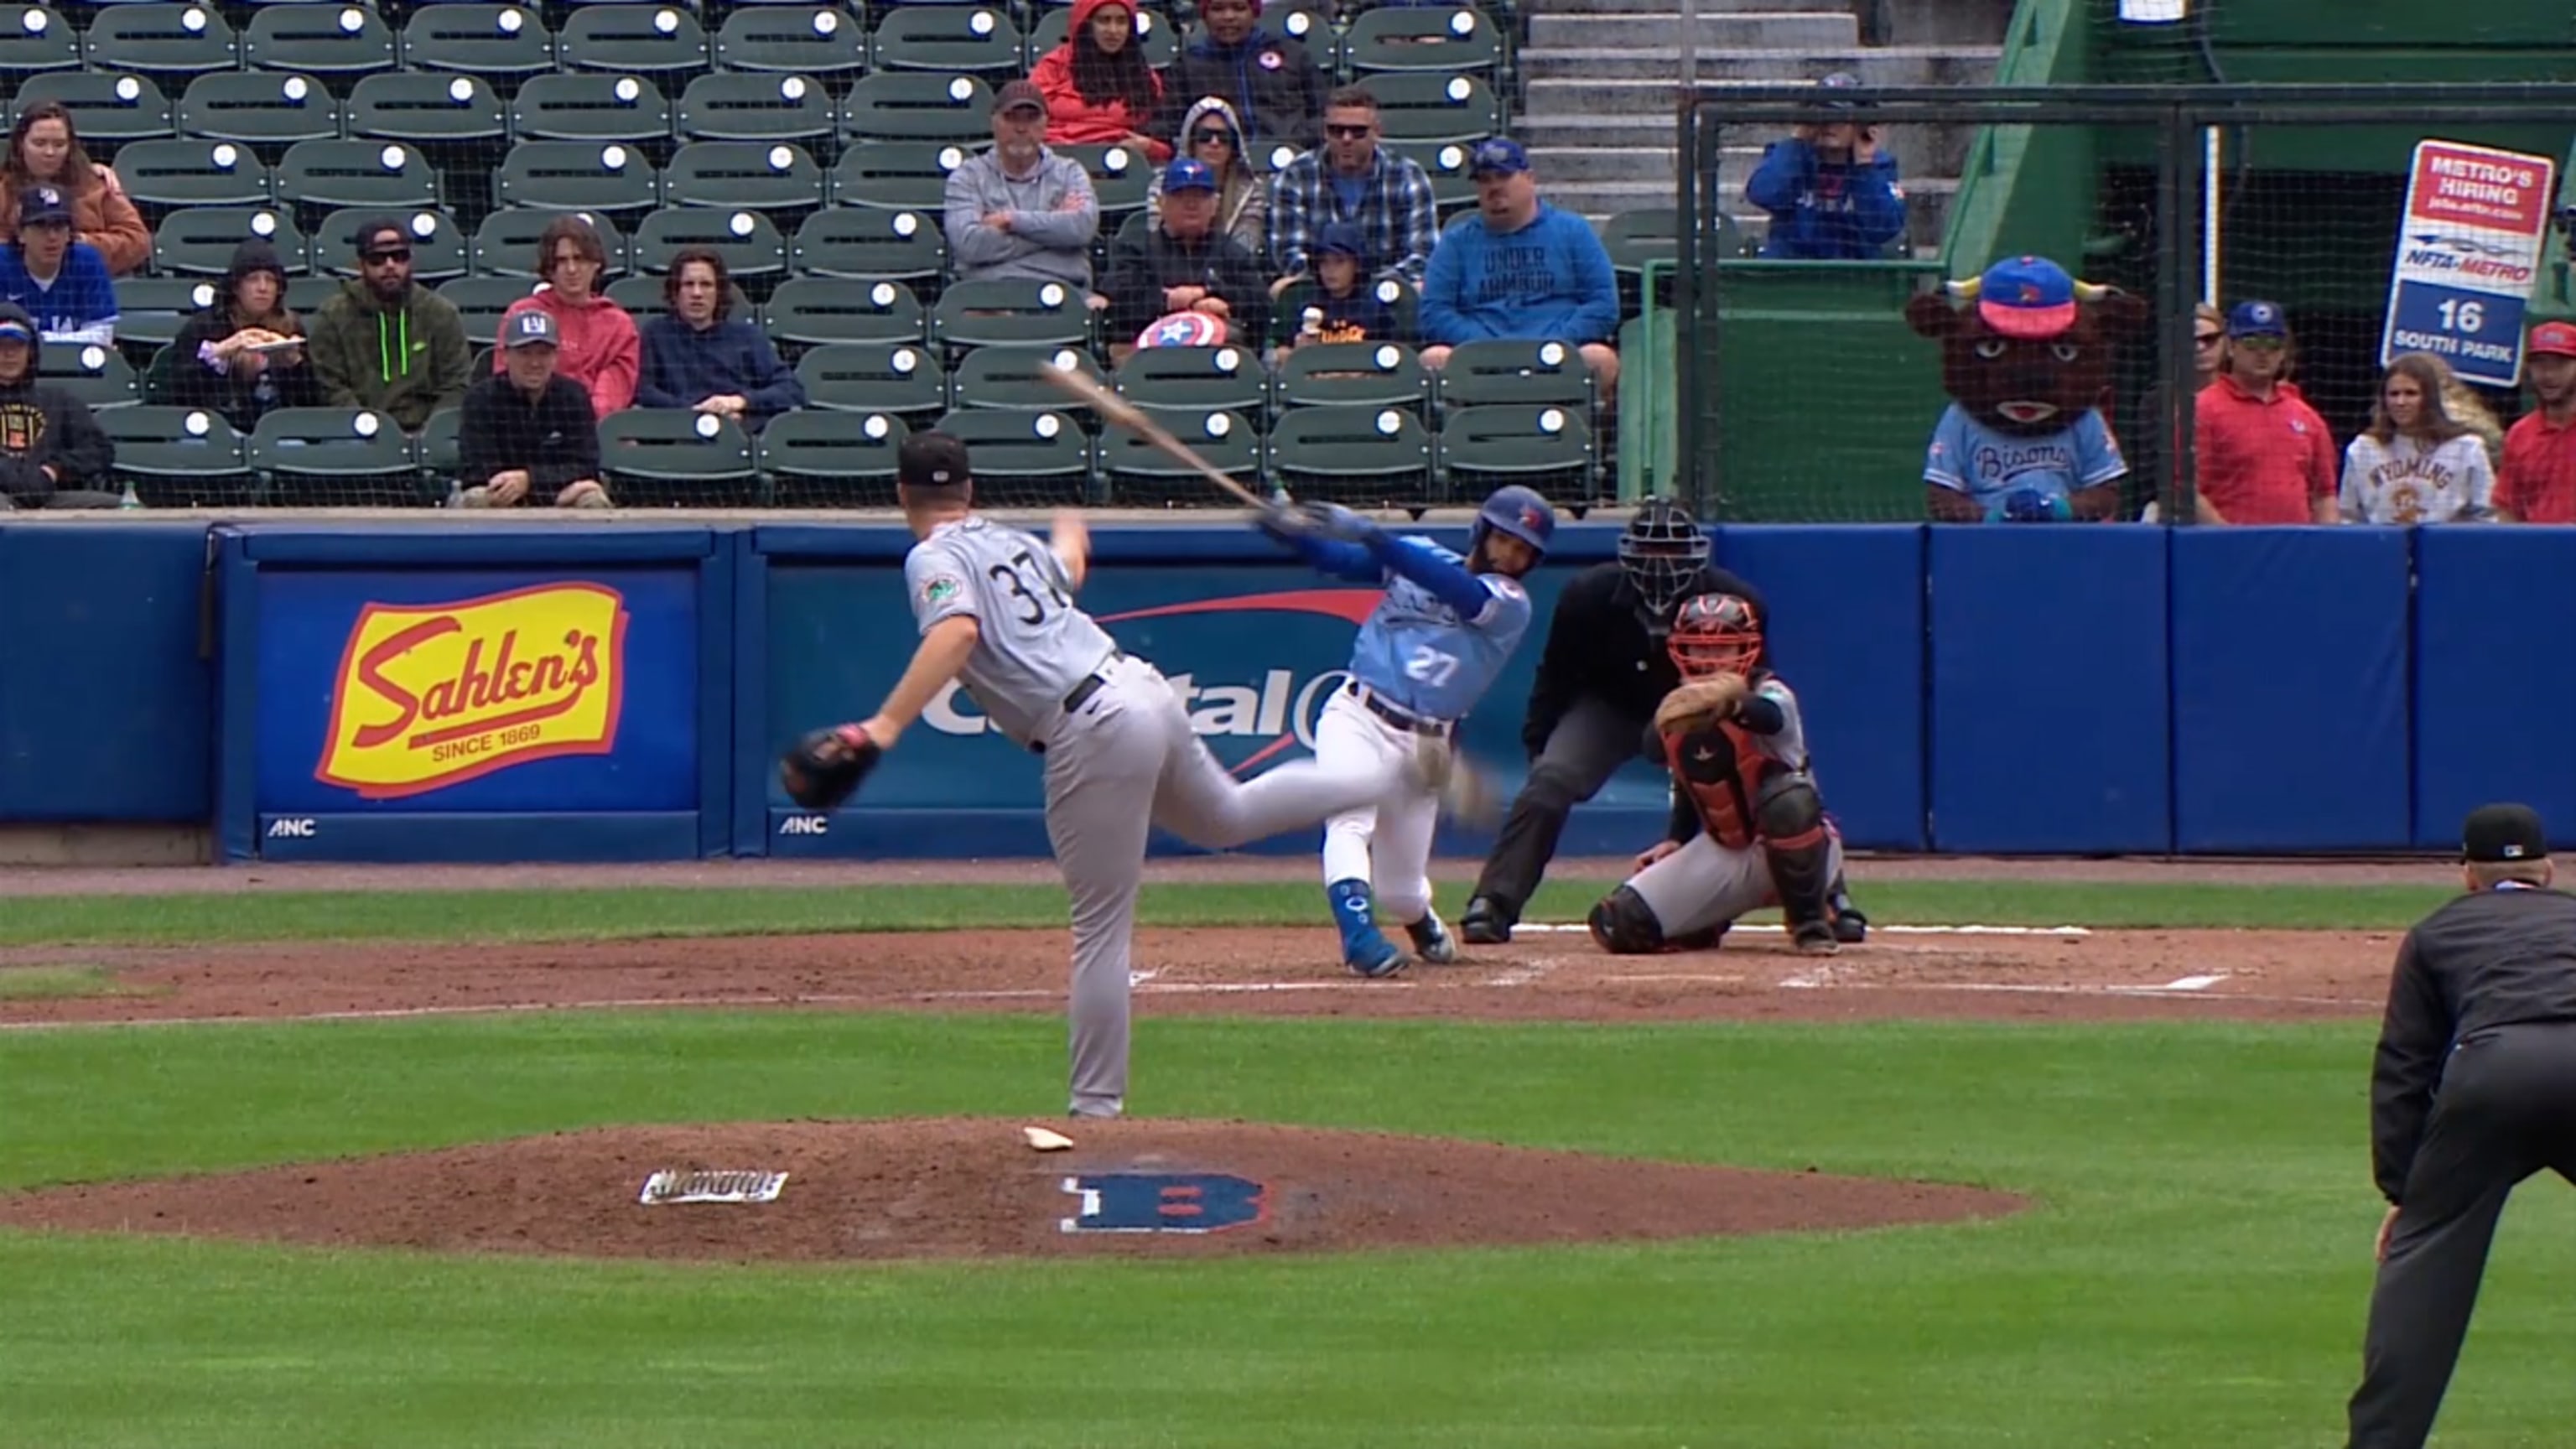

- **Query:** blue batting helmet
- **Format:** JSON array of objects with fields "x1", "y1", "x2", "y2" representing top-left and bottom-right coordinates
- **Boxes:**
[{"x1": 1471, "y1": 485, "x2": 1555, "y2": 558}]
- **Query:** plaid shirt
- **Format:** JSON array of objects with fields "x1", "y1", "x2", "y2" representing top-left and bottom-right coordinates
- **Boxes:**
[{"x1": 1266, "y1": 147, "x2": 1439, "y2": 285}]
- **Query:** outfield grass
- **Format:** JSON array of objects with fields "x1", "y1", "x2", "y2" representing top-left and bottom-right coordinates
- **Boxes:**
[
  {"x1": 0, "y1": 878, "x2": 2452, "y2": 947},
  {"x1": 3, "y1": 1010, "x2": 2570, "y2": 1448}
]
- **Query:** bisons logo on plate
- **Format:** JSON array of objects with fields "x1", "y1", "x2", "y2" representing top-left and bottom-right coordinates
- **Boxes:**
[{"x1": 314, "y1": 583, "x2": 630, "y2": 800}]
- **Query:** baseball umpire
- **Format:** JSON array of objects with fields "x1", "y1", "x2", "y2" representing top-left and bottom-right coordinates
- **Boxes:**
[
  {"x1": 2344, "y1": 802, "x2": 2576, "y2": 1449},
  {"x1": 1459, "y1": 497, "x2": 1867, "y2": 945}
]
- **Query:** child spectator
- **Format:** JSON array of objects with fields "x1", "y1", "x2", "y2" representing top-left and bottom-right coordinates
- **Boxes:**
[
  {"x1": 1031, "y1": 0, "x2": 1170, "y2": 164},
  {"x1": 491, "y1": 214, "x2": 639, "y2": 422},
  {"x1": 2339, "y1": 352, "x2": 2496, "y2": 524},
  {"x1": 164, "y1": 238, "x2": 320, "y2": 432},
  {"x1": 0, "y1": 185, "x2": 115, "y2": 345},
  {"x1": 0, "y1": 103, "x2": 148, "y2": 277}
]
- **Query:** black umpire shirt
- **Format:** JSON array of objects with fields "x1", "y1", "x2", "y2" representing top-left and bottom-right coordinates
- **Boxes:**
[
  {"x1": 2371, "y1": 884, "x2": 2576, "y2": 1202},
  {"x1": 1519, "y1": 562, "x2": 1768, "y2": 756}
]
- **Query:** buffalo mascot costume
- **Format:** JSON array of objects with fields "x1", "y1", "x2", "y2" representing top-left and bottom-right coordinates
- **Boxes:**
[{"x1": 1906, "y1": 253, "x2": 2147, "y2": 522}]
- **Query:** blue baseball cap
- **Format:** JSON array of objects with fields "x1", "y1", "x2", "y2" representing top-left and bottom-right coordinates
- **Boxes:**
[
  {"x1": 18, "y1": 184, "x2": 69, "y2": 226},
  {"x1": 1315, "y1": 221, "x2": 1364, "y2": 261},
  {"x1": 1975, "y1": 254, "x2": 2078, "y2": 340},
  {"x1": 1468, "y1": 137, "x2": 1529, "y2": 176},
  {"x1": 2227, "y1": 299, "x2": 2289, "y2": 340},
  {"x1": 503, "y1": 308, "x2": 559, "y2": 349},
  {"x1": 1161, "y1": 157, "x2": 1218, "y2": 195}
]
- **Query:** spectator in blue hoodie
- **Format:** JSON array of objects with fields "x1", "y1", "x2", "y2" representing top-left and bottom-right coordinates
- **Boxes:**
[
  {"x1": 1417, "y1": 139, "x2": 1622, "y2": 401},
  {"x1": 1743, "y1": 72, "x2": 1908, "y2": 261},
  {"x1": 635, "y1": 247, "x2": 804, "y2": 433}
]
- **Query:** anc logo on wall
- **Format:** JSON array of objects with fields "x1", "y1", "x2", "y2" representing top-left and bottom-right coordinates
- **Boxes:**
[
  {"x1": 314, "y1": 583, "x2": 631, "y2": 800},
  {"x1": 1058, "y1": 1173, "x2": 1270, "y2": 1234}
]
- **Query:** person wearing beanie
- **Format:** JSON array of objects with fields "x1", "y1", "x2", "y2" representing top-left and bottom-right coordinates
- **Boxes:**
[
  {"x1": 306, "y1": 216, "x2": 472, "y2": 432},
  {"x1": 0, "y1": 301, "x2": 115, "y2": 509},
  {"x1": 1104, "y1": 156, "x2": 1265, "y2": 355},
  {"x1": 1031, "y1": 0, "x2": 1170, "y2": 163},
  {"x1": 1159, "y1": 0, "x2": 1327, "y2": 152},
  {"x1": 488, "y1": 213, "x2": 639, "y2": 422},
  {"x1": 164, "y1": 236, "x2": 321, "y2": 431}
]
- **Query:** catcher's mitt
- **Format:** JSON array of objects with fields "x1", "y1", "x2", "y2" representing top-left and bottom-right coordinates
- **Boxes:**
[
  {"x1": 1654, "y1": 674, "x2": 1748, "y2": 735},
  {"x1": 779, "y1": 724, "x2": 883, "y2": 811}
]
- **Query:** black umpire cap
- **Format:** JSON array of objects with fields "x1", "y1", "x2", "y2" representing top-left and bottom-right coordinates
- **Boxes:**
[
  {"x1": 897, "y1": 430, "x2": 971, "y2": 490},
  {"x1": 2463, "y1": 802, "x2": 2549, "y2": 863}
]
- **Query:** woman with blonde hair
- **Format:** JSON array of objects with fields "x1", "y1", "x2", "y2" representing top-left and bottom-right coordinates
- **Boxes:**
[
  {"x1": 0, "y1": 102, "x2": 149, "y2": 275},
  {"x1": 2338, "y1": 351, "x2": 2496, "y2": 523}
]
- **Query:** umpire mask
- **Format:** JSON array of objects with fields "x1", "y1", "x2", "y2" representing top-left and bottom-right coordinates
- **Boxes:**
[{"x1": 1618, "y1": 498, "x2": 1711, "y2": 622}]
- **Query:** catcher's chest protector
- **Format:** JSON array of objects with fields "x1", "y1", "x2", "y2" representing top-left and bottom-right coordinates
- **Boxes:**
[{"x1": 1662, "y1": 718, "x2": 1772, "y2": 850}]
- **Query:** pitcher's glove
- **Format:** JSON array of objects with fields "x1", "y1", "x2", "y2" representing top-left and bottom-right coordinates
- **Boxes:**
[
  {"x1": 780, "y1": 724, "x2": 882, "y2": 811},
  {"x1": 1654, "y1": 674, "x2": 1748, "y2": 735}
]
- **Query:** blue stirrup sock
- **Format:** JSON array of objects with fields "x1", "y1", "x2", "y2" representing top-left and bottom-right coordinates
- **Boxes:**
[{"x1": 1327, "y1": 878, "x2": 1379, "y2": 949}]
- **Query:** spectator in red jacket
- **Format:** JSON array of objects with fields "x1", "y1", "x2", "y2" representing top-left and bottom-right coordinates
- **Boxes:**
[
  {"x1": 2496, "y1": 319, "x2": 2576, "y2": 523},
  {"x1": 1031, "y1": 0, "x2": 1171, "y2": 164},
  {"x1": 491, "y1": 214, "x2": 639, "y2": 422},
  {"x1": 2193, "y1": 299, "x2": 2337, "y2": 524}
]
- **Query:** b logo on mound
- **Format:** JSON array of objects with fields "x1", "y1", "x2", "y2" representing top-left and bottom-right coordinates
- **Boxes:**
[{"x1": 1058, "y1": 1173, "x2": 1267, "y2": 1234}]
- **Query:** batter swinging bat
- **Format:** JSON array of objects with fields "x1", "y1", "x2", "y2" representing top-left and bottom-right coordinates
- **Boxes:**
[{"x1": 1037, "y1": 359, "x2": 1275, "y2": 510}]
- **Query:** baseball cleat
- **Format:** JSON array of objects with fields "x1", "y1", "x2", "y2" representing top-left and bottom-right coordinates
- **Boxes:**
[
  {"x1": 1459, "y1": 896, "x2": 1512, "y2": 945},
  {"x1": 1792, "y1": 920, "x2": 1841, "y2": 956},
  {"x1": 1405, "y1": 912, "x2": 1459, "y2": 964},
  {"x1": 1344, "y1": 932, "x2": 1410, "y2": 979},
  {"x1": 1831, "y1": 904, "x2": 1868, "y2": 945}
]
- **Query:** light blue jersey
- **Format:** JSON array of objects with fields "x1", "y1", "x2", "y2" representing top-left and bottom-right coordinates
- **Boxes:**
[
  {"x1": 1923, "y1": 402, "x2": 2127, "y2": 512},
  {"x1": 1346, "y1": 537, "x2": 1533, "y2": 723}
]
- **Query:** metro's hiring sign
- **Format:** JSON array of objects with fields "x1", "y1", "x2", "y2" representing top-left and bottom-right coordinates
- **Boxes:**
[{"x1": 2381, "y1": 138, "x2": 2558, "y2": 388}]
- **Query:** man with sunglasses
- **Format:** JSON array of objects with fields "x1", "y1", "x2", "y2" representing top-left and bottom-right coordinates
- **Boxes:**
[
  {"x1": 308, "y1": 216, "x2": 471, "y2": 433},
  {"x1": 1267, "y1": 86, "x2": 1436, "y2": 297},
  {"x1": 2192, "y1": 299, "x2": 2337, "y2": 524}
]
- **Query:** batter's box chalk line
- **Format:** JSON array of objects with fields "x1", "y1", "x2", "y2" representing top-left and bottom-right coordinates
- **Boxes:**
[{"x1": 1515, "y1": 922, "x2": 2094, "y2": 938}]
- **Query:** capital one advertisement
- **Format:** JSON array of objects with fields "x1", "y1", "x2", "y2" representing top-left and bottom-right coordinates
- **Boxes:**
[{"x1": 255, "y1": 568, "x2": 701, "y2": 814}]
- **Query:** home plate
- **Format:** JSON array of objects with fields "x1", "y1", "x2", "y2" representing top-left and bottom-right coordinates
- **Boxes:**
[{"x1": 1514, "y1": 922, "x2": 2092, "y2": 938}]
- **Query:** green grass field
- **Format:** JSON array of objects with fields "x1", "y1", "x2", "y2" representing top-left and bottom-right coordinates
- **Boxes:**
[{"x1": 3, "y1": 879, "x2": 2565, "y2": 1448}]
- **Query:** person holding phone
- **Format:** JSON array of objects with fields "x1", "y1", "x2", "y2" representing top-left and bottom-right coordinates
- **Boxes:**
[{"x1": 1743, "y1": 71, "x2": 1909, "y2": 261}]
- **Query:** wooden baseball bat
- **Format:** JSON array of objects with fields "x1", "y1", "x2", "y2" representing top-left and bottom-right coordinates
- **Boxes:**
[{"x1": 1038, "y1": 359, "x2": 1274, "y2": 510}]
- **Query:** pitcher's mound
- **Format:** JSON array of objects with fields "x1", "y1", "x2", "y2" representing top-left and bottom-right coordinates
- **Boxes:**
[{"x1": 0, "y1": 1119, "x2": 2024, "y2": 1262}]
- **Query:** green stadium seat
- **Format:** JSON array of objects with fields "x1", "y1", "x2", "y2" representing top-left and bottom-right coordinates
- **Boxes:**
[
  {"x1": 1270, "y1": 275, "x2": 1417, "y2": 348},
  {"x1": 274, "y1": 140, "x2": 441, "y2": 230},
  {"x1": 152, "y1": 205, "x2": 307, "y2": 276},
  {"x1": 114, "y1": 139, "x2": 276, "y2": 216},
  {"x1": 764, "y1": 275, "x2": 925, "y2": 346},
  {"x1": 84, "y1": 5, "x2": 242, "y2": 84},
  {"x1": 630, "y1": 205, "x2": 789, "y2": 282},
  {"x1": 1113, "y1": 342, "x2": 1266, "y2": 416},
  {"x1": 491, "y1": 141, "x2": 662, "y2": 216},
  {"x1": 789, "y1": 205, "x2": 945, "y2": 288},
  {"x1": 112, "y1": 275, "x2": 217, "y2": 349},
  {"x1": 1365, "y1": 74, "x2": 1501, "y2": 147},
  {"x1": 176, "y1": 71, "x2": 342, "y2": 151},
  {"x1": 792, "y1": 340, "x2": 948, "y2": 418},
  {"x1": 13, "y1": 72, "x2": 174, "y2": 146},
  {"x1": 344, "y1": 73, "x2": 506, "y2": 149},
  {"x1": 39, "y1": 342, "x2": 139, "y2": 410},
  {"x1": 1025, "y1": 5, "x2": 1174, "y2": 70},
  {"x1": 415, "y1": 405, "x2": 461, "y2": 492},
  {"x1": 436, "y1": 275, "x2": 538, "y2": 349},
  {"x1": 1430, "y1": 338, "x2": 1597, "y2": 412},
  {"x1": 1439, "y1": 401, "x2": 1596, "y2": 498},
  {"x1": 676, "y1": 72, "x2": 835, "y2": 145},
  {"x1": 838, "y1": 73, "x2": 995, "y2": 143},
  {"x1": 249, "y1": 407, "x2": 428, "y2": 507},
  {"x1": 661, "y1": 140, "x2": 825, "y2": 214},
  {"x1": 1266, "y1": 403, "x2": 1434, "y2": 504},
  {"x1": 242, "y1": 3, "x2": 398, "y2": 84},
  {"x1": 509, "y1": 73, "x2": 673, "y2": 146},
  {"x1": 1056, "y1": 142, "x2": 1153, "y2": 221},
  {"x1": 397, "y1": 3, "x2": 556, "y2": 83},
  {"x1": 101, "y1": 403, "x2": 255, "y2": 507},
  {"x1": 312, "y1": 207, "x2": 467, "y2": 281},
  {"x1": 758, "y1": 407, "x2": 909, "y2": 506},
  {"x1": 1387, "y1": 140, "x2": 1476, "y2": 214},
  {"x1": 830, "y1": 140, "x2": 968, "y2": 210},
  {"x1": 1341, "y1": 5, "x2": 1498, "y2": 78},
  {"x1": 932, "y1": 278, "x2": 1094, "y2": 353},
  {"x1": 926, "y1": 407, "x2": 1093, "y2": 501},
  {"x1": 471, "y1": 206, "x2": 631, "y2": 278},
  {"x1": 554, "y1": 4, "x2": 710, "y2": 84},
  {"x1": 869, "y1": 5, "x2": 1023, "y2": 75},
  {"x1": 710, "y1": 4, "x2": 868, "y2": 77},
  {"x1": 1268, "y1": 340, "x2": 1427, "y2": 417},
  {"x1": 1101, "y1": 405, "x2": 1261, "y2": 505},
  {"x1": 947, "y1": 343, "x2": 1102, "y2": 413},
  {"x1": 595, "y1": 408, "x2": 761, "y2": 507},
  {"x1": 0, "y1": 6, "x2": 80, "y2": 77}
]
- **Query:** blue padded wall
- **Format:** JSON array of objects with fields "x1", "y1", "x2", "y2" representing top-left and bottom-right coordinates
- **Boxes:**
[
  {"x1": 2414, "y1": 527, "x2": 2576, "y2": 849},
  {"x1": 1716, "y1": 525, "x2": 1926, "y2": 850},
  {"x1": 1928, "y1": 527, "x2": 2170, "y2": 853},
  {"x1": 2171, "y1": 527, "x2": 2412, "y2": 851}
]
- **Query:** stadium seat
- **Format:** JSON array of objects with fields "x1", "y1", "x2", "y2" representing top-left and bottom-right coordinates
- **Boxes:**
[
  {"x1": 242, "y1": 3, "x2": 398, "y2": 84},
  {"x1": 13, "y1": 72, "x2": 174, "y2": 146},
  {"x1": 675, "y1": 72, "x2": 835, "y2": 146},
  {"x1": 248, "y1": 407, "x2": 428, "y2": 507},
  {"x1": 788, "y1": 205, "x2": 944, "y2": 288},
  {"x1": 758, "y1": 407, "x2": 908, "y2": 506},
  {"x1": 829, "y1": 140, "x2": 967, "y2": 211},
  {"x1": 868, "y1": 5, "x2": 1023, "y2": 75},
  {"x1": 838, "y1": 73, "x2": 995, "y2": 143},
  {"x1": 764, "y1": 275, "x2": 924, "y2": 346},
  {"x1": 925, "y1": 407, "x2": 1093, "y2": 501},
  {"x1": 1182, "y1": 2, "x2": 1329, "y2": 50},
  {"x1": 274, "y1": 140, "x2": 442, "y2": 226},
  {"x1": 0, "y1": 6, "x2": 80, "y2": 76},
  {"x1": 175, "y1": 71, "x2": 343, "y2": 151},
  {"x1": 1365, "y1": 74, "x2": 1502, "y2": 146},
  {"x1": 630, "y1": 205, "x2": 789, "y2": 284},
  {"x1": 792, "y1": 340, "x2": 947, "y2": 418},
  {"x1": 1101, "y1": 406, "x2": 1260, "y2": 505},
  {"x1": 1388, "y1": 140, "x2": 1476, "y2": 214},
  {"x1": 554, "y1": 4, "x2": 711, "y2": 84},
  {"x1": 1265, "y1": 403, "x2": 1434, "y2": 503},
  {"x1": 397, "y1": 3, "x2": 556, "y2": 82},
  {"x1": 101, "y1": 403, "x2": 255, "y2": 508},
  {"x1": 1430, "y1": 338, "x2": 1596, "y2": 413},
  {"x1": 1341, "y1": 6, "x2": 1498, "y2": 78},
  {"x1": 1270, "y1": 275, "x2": 1417, "y2": 348},
  {"x1": 946, "y1": 343, "x2": 1101, "y2": 413},
  {"x1": 1268, "y1": 340, "x2": 1427, "y2": 417},
  {"x1": 508, "y1": 72, "x2": 674, "y2": 146},
  {"x1": 595, "y1": 408, "x2": 760, "y2": 507},
  {"x1": 414, "y1": 405, "x2": 461, "y2": 493},
  {"x1": 661, "y1": 140, "x2": 825, "y2": 214},
  {"x1": 112, "y1": 275, "x2": 217, "y2": 349},
  {"x1": 1055, "y1": 142, "x2": 1152, "y2": 221},
  {"x1": 39, "y1": 342, "x2": 139, "y2": 410},
  {"x1": 1025, "y1": 5, "x2": 1174, "y2": 70},
  {"x1": 436, "y1": 274, "x2": 537, "y2": 346},
  {"x1": 491, "y1": 141, "x2": 663, "y2": 216},
  {"x1": 344, "y1": 73, "x2": 507, "y2": 150},
  {"x1": 709, "y1": 5, "x2": 868, "y2": 78},
  {"x1": 1439, "y1": 401, "x2": 1595, "y2": 497},
  {"x1": 471, "y1": 205, "x2": 631, "y2": 277},
  {"x1": 152, "y1": 205, "x2": 307, "y2": 276},
  {"x1": 84, "y1": 5, "x2": 242, "y2": 85},
  {"x1": 1113, "y1": 343, "x2": 1266, "y2": 417},
  {"x1": 312, "y1": 207, "x2": 467, "y2": 281},
  {"x1": 114, "y1": 139, "x2": 277, "y2": 216},
  {"x1": 932, "y1": 278, "x2": 1093, "y2": 353}
]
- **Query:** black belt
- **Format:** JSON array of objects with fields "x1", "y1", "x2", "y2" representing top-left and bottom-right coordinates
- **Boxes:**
[
  {"x1": 1346, "y1": 679, "x2": 1452, "y2": 737},
  {"x1": 1033, "y1": 653, "x2": 1124, "y2": 754}
]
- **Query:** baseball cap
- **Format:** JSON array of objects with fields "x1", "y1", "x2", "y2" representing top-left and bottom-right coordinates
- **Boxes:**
[
  {"x1": 355, "y1": 216, "x2": 410, "y2": 257},
  {"x1": 898, "y1": 429, "x2": 972, "y2": 490},
  {"x1": 2227, "y1": 299, "x2": 2289, "y2": 340},
  {"x1": 0, "y1": 314, "x2": 34, "y2": 345},
  {"x1": 18, "y1": 184, "x2": 70, "y2": 226},
  {"x1": 1974, "y1": 254, "x2": 2078, "y2": 340},
  {"x1": 1468, "y1": 137, "x2": 1529, "y2": 176},
  {"x1": 993, "y1": 79, "x2": 1046, "y2": 117},
  {"x1": 502, "y1": 308, "x2": 558, "y2": 350},
  {"x1": 2529, "y1": 319, "x2": 2576, "y2": 358},
  {"x1": 1315, "y1": 221, "x2": 1364, "y2": 260},
  {"x1": 1161, "y1": 157, "x2": 1218, "y2": 195},
  {"x1": 2463, "y1": 802, "x2": 2548, "y2": 863},
  {"x1": 1815, "y1": 70, "x2": 1867, "y2": 112}
]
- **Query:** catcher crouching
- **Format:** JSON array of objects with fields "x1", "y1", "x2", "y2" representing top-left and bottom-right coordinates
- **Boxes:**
[{"x1": 1587, "y1": 593, "x2": 1850, "y2": 957}]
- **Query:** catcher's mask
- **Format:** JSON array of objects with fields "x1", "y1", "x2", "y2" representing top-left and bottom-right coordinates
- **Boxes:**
[
  {"x1": 1669, "y1": 593, "x2": 1762, "y2": 679},
  {"x1": 1618, "y1": 497, "x2": 1709, "y2": 616}
]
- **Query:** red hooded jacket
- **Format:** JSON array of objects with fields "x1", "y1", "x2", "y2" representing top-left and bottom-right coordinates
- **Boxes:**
[
  {"x1": 493, "y1": 288, "x2": 641, "y2": 420},
  {"x1": 1031, "y1": 0, "x2": 1171, "y2": 162}
]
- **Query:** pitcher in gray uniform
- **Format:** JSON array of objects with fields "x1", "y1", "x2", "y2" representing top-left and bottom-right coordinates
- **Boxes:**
[{"x1": 823, "y1": 432, "x2": 1482, "y2": 1119}]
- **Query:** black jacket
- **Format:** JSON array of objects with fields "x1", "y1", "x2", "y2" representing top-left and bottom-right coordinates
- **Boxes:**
[
  {"x1": 0, "y1": 302, "x2": 112, "y2": 506},
  {"x1": 1520, "y1": 560, "x2": 1768, "y2": 756},
  {"x1": 165, "y1": 310, "x2": 324, "y2": 433},
  {"x1": 1104, "y1": 222, "x2": 1269, "y2": 346},
  {"x1": 457, "y1": 371, "x2": 600, "y2": 495},
  {"x1": 2371, "y1": 884, "x2": 2576, "y2": 1202},
  {"x1": 1157, "y1": 29, "x2": 1329, "y2": 152}
]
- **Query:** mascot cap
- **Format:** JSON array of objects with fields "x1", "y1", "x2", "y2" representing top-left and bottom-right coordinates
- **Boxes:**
[{"x1": 1975, "y1": 255, "x2": 2079, "y2": 340}]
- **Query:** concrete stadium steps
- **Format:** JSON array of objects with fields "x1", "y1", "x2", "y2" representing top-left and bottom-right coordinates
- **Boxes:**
[
  {"x1": 1518, "y1": 47, "x2": 2005, "y2": 90},
  {"x1": 1523, "y1": 11, "x2": 1863, "y2": 50}
]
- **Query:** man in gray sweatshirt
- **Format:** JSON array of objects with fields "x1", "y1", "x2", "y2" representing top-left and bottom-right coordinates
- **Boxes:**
[{"x1": 943, "y1": 79, "x2": 1101, "y2": 289}]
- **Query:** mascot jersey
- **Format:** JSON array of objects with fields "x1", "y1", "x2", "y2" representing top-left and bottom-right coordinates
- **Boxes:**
[{"x1": 1923, "y1": 402, "x2": 2126, "y2": 512}]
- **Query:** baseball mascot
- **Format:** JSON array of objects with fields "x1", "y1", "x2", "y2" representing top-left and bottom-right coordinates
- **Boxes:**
[
  {"x1": 1908, "y1": 253, "x2": 2144, "y2": 523},
  {"x1": 1259, "y1": 486, "x2": 1554, "y2": 977},
  {"x1": 1588, "y1": 591, "x2": 1849, "y2": 958}
]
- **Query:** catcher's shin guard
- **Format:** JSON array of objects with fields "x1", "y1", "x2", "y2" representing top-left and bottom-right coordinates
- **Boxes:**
[
  {"x1": 1586, "y1": 885, "x2": 1670, "y2": 955},
  {"x1": 1756, "y1": 772, "x2": 1835, "y2": 932}
]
